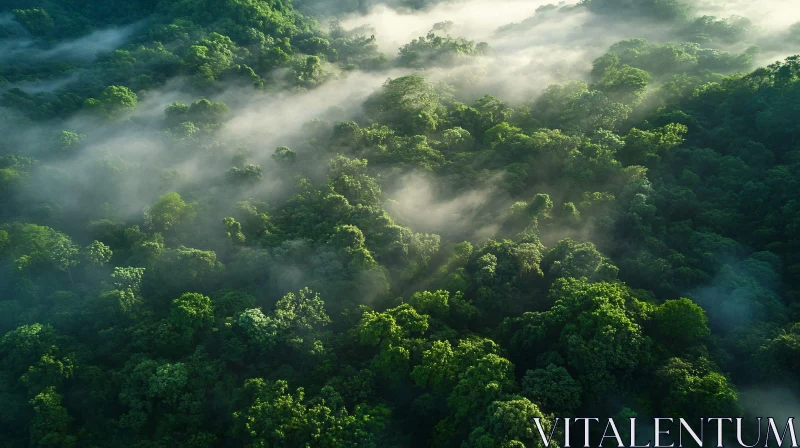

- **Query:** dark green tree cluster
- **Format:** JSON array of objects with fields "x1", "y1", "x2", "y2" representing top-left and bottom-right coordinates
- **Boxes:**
[{"x1": 1, "y1": 0, "x2": 800, "y2": 446}]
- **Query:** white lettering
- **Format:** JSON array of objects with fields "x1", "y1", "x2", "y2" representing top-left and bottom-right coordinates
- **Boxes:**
[
  {"x1": 736, "y1": 417, "x2": 761, "y2": 448},
  {"x1": 600, "y1": 418, "x2": 624, "y2": 447},
  {"x1": 655, "y1": 418, "x2": 675, "y2": 448},
  {"x1": 766, "y1": 418, "x2": 798, "y2": 448},
  {"x1": 575, "y1": 418, "x2": 600, "y2": 448},
  {"x1": 534, "y1": 417, "x2": 560, "y2": 448},
  {"x1": 707, "y1": 418, "x2": 732, "y2": 448},
  {"x1": 678, "y1": 418, "x2": 704, "y2": 447}
]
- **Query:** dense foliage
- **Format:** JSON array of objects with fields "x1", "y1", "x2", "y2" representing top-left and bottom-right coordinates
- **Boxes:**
[{"x1": 1, "y1": 0, "x2": 799, "y2": 446}]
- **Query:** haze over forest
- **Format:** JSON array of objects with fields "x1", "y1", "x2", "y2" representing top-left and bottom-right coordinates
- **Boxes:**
[{"x1": 1, "y1": 0, "x2": 799, "y2": 446}]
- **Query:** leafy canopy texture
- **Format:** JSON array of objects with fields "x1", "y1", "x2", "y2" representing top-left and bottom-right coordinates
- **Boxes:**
[{"x1": 1, "y1": 0, "x2": 798, "y2": 445}]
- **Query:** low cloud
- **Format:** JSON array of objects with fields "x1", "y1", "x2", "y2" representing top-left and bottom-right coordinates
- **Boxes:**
[
  {"x1": 385, "y1": 172, "x2": 504, "y2": 241},
  {"x1": 0, "y1": 21, "x2": 142, "y2": 64}
]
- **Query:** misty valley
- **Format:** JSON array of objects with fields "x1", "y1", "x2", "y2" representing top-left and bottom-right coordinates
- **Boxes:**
[{"x1": 1, "y1": 0, "x2": 799, "y2": 446}]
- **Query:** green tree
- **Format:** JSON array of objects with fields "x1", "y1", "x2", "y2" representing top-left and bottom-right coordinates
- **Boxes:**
[
  {"x1": 29, "y1": 386, "x2": 76, "y2": 448},
  {"x1": 466, "y1": 398, "x2": 556, "y2": 448},
  {"x1": 0, "y1": 323, "x2": 57, "y2": 380},
  {"x1": 272, "y1": 146, "x2": 297, "y2": 165},
  {"x1": 593, "y1": 64, "x2": 651, "y2": 105},
  {"x1": 364, "y1": 76, "x2": 441, "y2": 135},
  {"x1": 618, "y1": 123, "x2": 687, "y2": 167},
  {"x1": 6, "y1": 224, "x2": 80, "y2": 284},
  {"x1": 652, "y1": 298, "x2": 710, "y2": 349},
  {"x1": 55, "y1": 131, "x2": 84, "y2": 156},
  {"x1": 12, "y1": 9, "x2": 54, "y2": 36},
  {"x1": 447, "y1": 353, "x2": 515, "y2": 423},
  {"x1": 81, "y1": 241, "x2": 112, "y2": 267},
  {"x1": 656, "y1": 357, "x2": 742, "y2": 420},
  {"x1": 541, "y1": 238, "x2": 618, "y2": 282},
  {"x1": 168, "y1": 292, "x2": 214, "y2": 338},
  {"x1": 85, "y1": 86, "x2": 138, "y2": 118},
  {"x1": 522, "y1": 364, "x2": 582, "y2": 413},
  {"x1": 147, "y1": 192, "x2": 195, "y2": 232},
  {"x1": 237, "y1": 308, "x2": 279, "y2": 349},
  {"x1": 273, "y1": 287, "x2": 331, "y2": 336},
  {"x1": 223, "y1": 217, "x2": 246, "y2": 244},
  {"x1": 409, "y1": 290, "x2": 450, "y2": 319}
]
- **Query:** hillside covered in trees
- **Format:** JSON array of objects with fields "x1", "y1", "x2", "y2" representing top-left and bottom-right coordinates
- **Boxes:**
[{"x1": 1, "y1": 0, "x2": 799, "y2": 446}]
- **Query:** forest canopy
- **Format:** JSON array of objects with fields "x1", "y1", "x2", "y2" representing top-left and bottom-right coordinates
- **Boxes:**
[{"x1": 1, "y1": 0, "x2": 799, "y2": 446}]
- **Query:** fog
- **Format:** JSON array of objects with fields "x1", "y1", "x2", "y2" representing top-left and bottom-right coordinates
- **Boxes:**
[
  {"x1": 0, "y1": 0, "x2": 800, "y2": 444},
  {"x1": 5, "y1": 0, "x2": 796, "y2": 246},
  {"x1": 3, "y1": 71, "x2": 84, "y2": 94},
  {"x1": 739, "y1": 387, "x2": 800, "y2": 448},
  {"x1": 0, "y1": 21, "x2": 141, "y2": 64},
  {"x1": 0, "y1": 12, "x2": 14, "y2": 26},
  {"x1": 335, "y1": 1, "x2": 601, "y2": 99},
  {"x1": 385, "y1": 172, "x2": 505, "y2": 240},
  {"x1": 2, "y1": 0, "x2": 798, "y2": 244},
  {"x1": 337, "y1": 0, "x2": 547, "y2": 54},
  {"x1": 220, "y1": 70, "x2": 401, "y2": 151},
  {"x1": 692, "y1": 0, "x2": 800, "y2": 30}
]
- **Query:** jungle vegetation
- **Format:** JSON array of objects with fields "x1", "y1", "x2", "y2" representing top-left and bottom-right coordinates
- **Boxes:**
[{"x1": 1, "y1": 0, "x2": 799, "y2": 446}]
